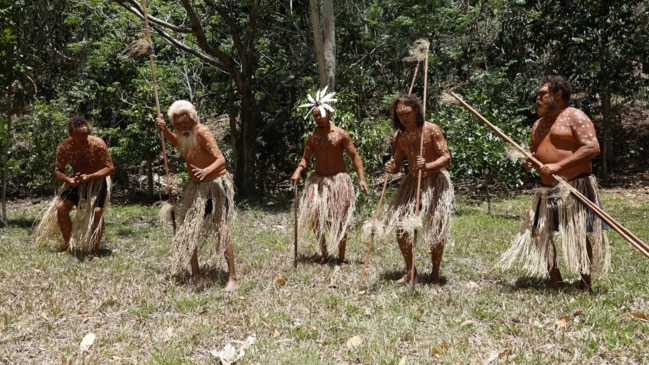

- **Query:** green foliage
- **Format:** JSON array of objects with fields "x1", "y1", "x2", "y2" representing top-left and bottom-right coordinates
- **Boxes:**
[
  {"x1": 435, "y1": 70, "x2": 534, "y2": 190},
  {"x1": 18, "y1": 100, "x2": 69, "y2": 192}
]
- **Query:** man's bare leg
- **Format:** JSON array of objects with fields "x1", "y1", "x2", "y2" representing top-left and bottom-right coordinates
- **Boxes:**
[
  {"x1": 92, "y1": 207, "x2": 104, "y2": 257},
  {"x1": 190, "y1": 248, "x2": 200, "y2": 277},
  {"x1": 337, "y1": 236, "x2": 347, "y2": 265},
  {"x1": 395, "y1": 233, "x2": 416, "y2": 284},
  {"x1": 318, "y1": 233, "x2": 328, "y2": 264},
  {"x1": 56, "y1": 199, "x2": 75, "y2": 252},
  {"x1": 546, "y1": 242, "x2": 563, "y2": 289},
  {"x1": 223, "y1": 240, "x2": 238, "y2": 291},
  {"x1": 577, "y1": 238, "x2": 594, "y2": 292},
  {"x1": 430, "y1": 242, "x2": 444, "y2": 284}
]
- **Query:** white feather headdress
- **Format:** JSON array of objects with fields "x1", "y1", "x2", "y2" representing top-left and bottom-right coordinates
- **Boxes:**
[{"x1": 298, "y1": 85, "x2": 336, "y2": 119}]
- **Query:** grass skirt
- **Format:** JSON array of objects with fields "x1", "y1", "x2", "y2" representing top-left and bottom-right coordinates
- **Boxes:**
[
  {"x1": 497, "y1": 175, "x2": 610, "y2": 278},
  {"x1": 296, "y1": 173, "x2": 355, "y2": 252},
  {"x1": 172, "y1": 174, "x2": 236, "y2": 276},
  {"x1": 380, "y1": 171, "x2": 454, "y2": 249},
  {"x1": 33, "y1": 178, "x2": 111, "y2": 253}
]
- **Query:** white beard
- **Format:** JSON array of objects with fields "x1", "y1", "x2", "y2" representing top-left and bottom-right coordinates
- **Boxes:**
[{"x1": 176, "y1": 130, "x2": 197, "y2": 157}]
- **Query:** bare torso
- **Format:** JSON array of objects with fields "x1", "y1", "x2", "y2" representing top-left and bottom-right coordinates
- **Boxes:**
[
  {"x1": 304, "y1": 125, "x2": 353, "y2": 177},
  {"x1": 56, "y1": 136, "x2": 114, "y2": 177},
  {"x1": 531, "y1": 107, "x2": 599, "y2": 185},
  {"x1": 394, "y1": 122, "x2": 450, "y2": 177},
  {"x1": 182, "y1": 124, "x2": 228, "y2": 182}
]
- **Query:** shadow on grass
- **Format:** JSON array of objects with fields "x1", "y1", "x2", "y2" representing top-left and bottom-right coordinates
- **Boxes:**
[
  {"x1": 7, "y1": 217, "x2": 39, "y2": 229},
  {"x1": 505, "y1": 275, "x2": 597, "y2": 295},
  {"x1": 171, "y1": 266, "x2": 231, "y2": 292},
  {"x1": 380, "y1": 269, "x2": 448, "y2": 286}
]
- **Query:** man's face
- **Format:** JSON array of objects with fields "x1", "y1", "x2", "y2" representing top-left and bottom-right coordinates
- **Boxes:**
[
  {"x1": 70, "y1": 122, "x2": 89, "y2": 142},
  {"x1": 396, "y1": 102, "x2": 417, "y2": 127},
  {"x1": 312, "y1": 109, "x2": 331, "y2": 128},
  {"x1": 535, "y1": 83, "x2": 558, "y2": 117},
  {"x1": 172, "y1": 112, "x2": 197, "y2": 136}
]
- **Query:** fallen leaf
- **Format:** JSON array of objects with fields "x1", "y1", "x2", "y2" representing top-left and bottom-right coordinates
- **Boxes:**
[
  {"x1": 629, "y1": 311, "x2": 649, "y2": 321},
  {"x1": 460, "y1": 320, "x2": 475, "y2": 328},
  {"x1": 483, "y1": 348, "x2": 510, "y2": 365},
  {"x1": 80, "y1": 332, "x2": 96, "y2": 351},
  {"x1": 555, "y1": 315, "x2": 572, "y2": 328},
  {"x1": 275, "y1": 278, "x2": 287, "y2": 286},
  {"x1": 346, "y1": 335, "x2": 362, "y2": 349},
  {"x1": 432, "y1": 342, "x2": 450, "y2": 355},
  {"x1": 40, "y1": 311, "x2": 49, "y2": 321}
]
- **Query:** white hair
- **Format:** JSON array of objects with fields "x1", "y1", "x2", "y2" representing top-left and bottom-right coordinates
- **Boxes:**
[{"x1": 168, "y1": 100, "x2": 199, "y2": 125}]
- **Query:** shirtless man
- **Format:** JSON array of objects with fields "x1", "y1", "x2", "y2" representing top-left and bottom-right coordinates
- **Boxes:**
[
  {"x1": 33, "y1": 116, "x2": 114, "y2": 256},
  {"x1": 383, "y1": 93, "x2": 454, "y2": 284},
  {"x1": 291, "y1": 86, "x2": 368, "y2": 264},
  {"x1": 498, "y1": 75, "x2": 609, "y2": 292},
  {"x1": 155, "y1": 100, "x2": 237, "y2": 291}
]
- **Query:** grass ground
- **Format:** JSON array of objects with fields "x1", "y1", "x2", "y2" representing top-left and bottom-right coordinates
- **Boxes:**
[{"x1": 1, "y1": 188, "x2": 648, "y2": 364}]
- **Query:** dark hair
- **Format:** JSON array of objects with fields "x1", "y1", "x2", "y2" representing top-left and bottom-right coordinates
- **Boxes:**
[
  {"x1": 68, "y1": 115, "x2": 89, "y2": 134},
  {"x1": 391, "y1": 93, "x2": 425, "y2": 131},
  {"x1": 541, "y1": 75, "x2": 572, "y2": 103}
]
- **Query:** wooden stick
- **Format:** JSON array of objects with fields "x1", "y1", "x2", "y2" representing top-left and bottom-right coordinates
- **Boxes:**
[
  {"x1": 293, "y1": 184, "x2": 299, "y2": 268},
  {"x1": 411, "y1": 44, "x2": 430, "y2": 291},
  {"x1": 141, "y1": 0, "x2": 176, "y2": 233},
  {"x1": 360, "y1": 174, "x2": 389, "y2": 282},
  {"x1": 449, "y1": 92, "x2": 649, "y2": 259}
]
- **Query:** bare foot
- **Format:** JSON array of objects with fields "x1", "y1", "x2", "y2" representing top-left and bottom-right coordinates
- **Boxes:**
[
  {"x1": 430, "y1": 272, "x2": 440, "y2": 284},
  {"x1": 224, "y1": 279, "x2": 238, "y2": 292},
  {"x1": 317, "y1": 254, "x2": 329, "y2": 265},
  {"x1": 573, "y1": 279, "x2": 592, "y2": 293},
  {"x1": 395, "y1": 271, "x2": 417, "y2": 285},
  {"x1": 545, "y1": 280, "x2": 564, "y2": 290},
  {"x1": 337, "y1": 257, "x2": 346, "y2": 266}
]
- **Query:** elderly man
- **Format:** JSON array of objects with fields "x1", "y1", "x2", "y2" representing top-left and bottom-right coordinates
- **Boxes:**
[{"x1": 155, "y1": 100, "x2": 238, "y2": 291}]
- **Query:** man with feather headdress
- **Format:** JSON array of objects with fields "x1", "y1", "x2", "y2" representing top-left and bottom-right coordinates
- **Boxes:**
[
  {"x1": 382, "y1": 93, "x2": 454, "y2": 285},
  {"x1": 291, "y1": 86, "x2": 369, "y2": 264},
  {"x1": 155, "y1": 100, "x2": 238, "y2": 291}
]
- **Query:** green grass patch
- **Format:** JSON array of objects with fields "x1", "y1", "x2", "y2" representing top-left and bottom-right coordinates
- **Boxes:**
[{"x1": 1, "y1": 189, "x2": 648, "y2": 363}]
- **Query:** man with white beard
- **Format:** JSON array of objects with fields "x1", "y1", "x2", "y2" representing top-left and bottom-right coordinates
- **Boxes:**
[{"x1": 155, "y1": 100, "x2": 238, "y2": 291}]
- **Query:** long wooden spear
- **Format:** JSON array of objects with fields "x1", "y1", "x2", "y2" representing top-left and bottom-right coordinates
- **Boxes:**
[
  {"x1": 449, "y1": 92, "x2": 649, "y2": 259},
  {"x1": 411, "y1": 39, "x2": 430, "y2": 291},
  {"x1": 139, "y1": 0, "x2": 176, "y2": 233},
  {"x1": 293, "y1": 184, "x2": 299, "y2": 268}
]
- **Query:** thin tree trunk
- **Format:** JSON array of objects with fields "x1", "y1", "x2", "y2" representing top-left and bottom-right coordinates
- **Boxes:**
[
  {"x1": 309, "y1": 0, "x2": 327, "y2": 88},
  {"x1": 601, "y1": 90, "x2": 611, "y2": 178},
  {"x1": 322, "y1": 0, "x2": 335, "y2": 90},
  {"x1": 1, "y1": 111, "x2": 11, "y2": 227}
]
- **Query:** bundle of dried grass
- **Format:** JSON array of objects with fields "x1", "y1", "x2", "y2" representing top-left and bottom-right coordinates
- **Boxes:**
[{"x1": 122, "y1": 35, "x2": 152, "y2": 59}]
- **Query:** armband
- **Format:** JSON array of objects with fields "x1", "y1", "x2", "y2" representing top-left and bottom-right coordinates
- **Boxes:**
[{"x1": 298, "y1": 163, "x2": 307, "y2": 170}]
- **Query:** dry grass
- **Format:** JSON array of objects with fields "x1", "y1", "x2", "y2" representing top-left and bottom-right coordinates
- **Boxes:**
[{"x1": 1, "y1": 189, "x2": 649, "y2": 364}]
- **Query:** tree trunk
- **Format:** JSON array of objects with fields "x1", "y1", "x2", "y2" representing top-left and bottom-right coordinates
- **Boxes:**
[
  {"x1": 322, "y1": 0, "x2": 336, "y2": 90},
  {"x1": 1, "y1": 110, "x2": 11, "y2": 227},
  {"x1": 239, "y1": 89, "x2": 257, "y2": 194},
  {"x1": 601, "y1": 90, "x2": 611, "y2": 178},
  {"x1": 309, "y1": 0, "x2": 327, "y2": 88}
]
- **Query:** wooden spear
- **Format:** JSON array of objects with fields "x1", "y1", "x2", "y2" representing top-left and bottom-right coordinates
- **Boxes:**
[
  {"x1": 293, "y1": 184, "x2": 299, "y2": 268},
  {"x1": 411, "y1": 39, "x2": 430, "y2": 291},
  {"x1": 449, "y1": 92, "x2": 649, "y2": 259},
  {"x1": 140, "y1": 0, "x2": 176, "y2": 233}
]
